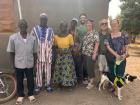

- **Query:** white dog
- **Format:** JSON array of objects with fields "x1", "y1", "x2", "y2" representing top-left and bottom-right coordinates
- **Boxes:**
[{"x1": 98, "y1": 73, "x2": 137, "y2": 100}]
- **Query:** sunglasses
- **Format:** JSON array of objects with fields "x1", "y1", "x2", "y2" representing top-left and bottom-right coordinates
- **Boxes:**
[{"x1": 101, "y1": 23, "x2": 108, "y2": 26}]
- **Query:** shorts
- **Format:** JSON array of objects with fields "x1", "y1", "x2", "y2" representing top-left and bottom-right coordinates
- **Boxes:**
[{"x1": 98, "y1": 54, "x2": 108, "y2": 72}]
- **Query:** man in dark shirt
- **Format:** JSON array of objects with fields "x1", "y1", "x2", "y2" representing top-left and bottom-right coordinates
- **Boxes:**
[{"x1": 98, "y1": 19, "x2": 110, "y2": 79}]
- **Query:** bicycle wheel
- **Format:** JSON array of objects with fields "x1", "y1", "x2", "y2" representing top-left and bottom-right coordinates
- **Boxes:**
[{"x1": 0, "y1": 73, "x2": 17, "y2": 103}]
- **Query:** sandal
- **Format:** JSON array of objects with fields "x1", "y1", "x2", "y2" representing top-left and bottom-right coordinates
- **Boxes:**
[
  {"x1": 28, "y1": 96, "x2": 37, "y2": 103},
  {"x1": 86, "y1": 83, "x2": 94, "y2": 89},
  {"x1": 46, "y1": 86, "x2": 53, "y2": 92},
  {"x1": 16, "y1": 97, "x2": 24, "y2": 105}
]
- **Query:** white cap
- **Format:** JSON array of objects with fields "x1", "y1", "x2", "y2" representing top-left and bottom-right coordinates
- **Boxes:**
[{"x1": 72, "y1": 18, "x2": 78, "y2": 23}]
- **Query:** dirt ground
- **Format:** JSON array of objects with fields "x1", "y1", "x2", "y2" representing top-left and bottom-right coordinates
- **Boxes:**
[{"x1": 2, "y1": 38, "x2": 140, "y2": 105}]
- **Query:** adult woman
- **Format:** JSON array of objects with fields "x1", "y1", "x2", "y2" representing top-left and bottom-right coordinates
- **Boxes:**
[
  {"x1": 69, "y1": 18, "x2": 78, "y2": 42},
  {"x1": 53, "y1": 21, "x2": 77, "y2": 87},
  {"x1": 69, "y1": 18, "x2": 81, "y2": 82},
  {"x1": 82, "y1": 19, "x2": 99, "y2": 89},
  {"x1": 105, "y1": 19, "x2": 129, "y2": 79}
]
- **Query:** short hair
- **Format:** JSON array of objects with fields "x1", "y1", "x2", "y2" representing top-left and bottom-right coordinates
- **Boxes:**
[
  {"x1": 18, "y1": 19, "x2": 28, "y2": 27},
  {"x1": 79, "y1": 13, "x2": 87, "y2": 18},
  {"x1": 87, "y1": 19, "x2": 94, "y2": 23},
  {"x1": 87, "y1": 19, "x2": 94, "y2": 28}
]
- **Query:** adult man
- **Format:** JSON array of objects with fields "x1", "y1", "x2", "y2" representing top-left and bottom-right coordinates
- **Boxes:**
[
  {"x1": 76, "y1": 13, "x2": 88, "y2": 84},
  {"x1": 7, "y1": 19, "x2": 37, "y2": 104},
  {"x1": 98, "y1": 19, "x2": 110, "y2": 78},
  {"x1": 31, "y1": 13, "x2": 54, "y2": 93}
]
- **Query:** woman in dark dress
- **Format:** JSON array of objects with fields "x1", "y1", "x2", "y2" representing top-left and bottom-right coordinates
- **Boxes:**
[{"x1": 105, "y1": 19, "x2": 129, "y2": 79}]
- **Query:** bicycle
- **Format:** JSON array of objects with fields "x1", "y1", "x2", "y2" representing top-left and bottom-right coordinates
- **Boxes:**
[{"x1": 0, "y1": 71, "x2": 17, "y2": 103}]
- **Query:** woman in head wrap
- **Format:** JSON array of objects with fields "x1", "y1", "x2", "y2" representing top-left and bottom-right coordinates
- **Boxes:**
[{"x1": 53, "y1": 21, "x2": 77, "y2": 88}]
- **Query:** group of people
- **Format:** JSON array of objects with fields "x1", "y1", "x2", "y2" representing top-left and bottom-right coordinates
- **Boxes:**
[{"x1": 7, "y1": 13, "x2": 129, "y2": 104}]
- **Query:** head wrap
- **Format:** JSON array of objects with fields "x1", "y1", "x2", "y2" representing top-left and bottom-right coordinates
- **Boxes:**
[{"x1": 40, "y1": 13, "x2": 48, "y2": 19}]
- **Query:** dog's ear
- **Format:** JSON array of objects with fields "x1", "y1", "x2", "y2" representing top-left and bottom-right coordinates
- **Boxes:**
[
  {"x1": 124, "y1": 74, "x2": 129, "y2": 78},
  {"x1": 129, "y1": 76, "x2": 137, "y2": 82}
]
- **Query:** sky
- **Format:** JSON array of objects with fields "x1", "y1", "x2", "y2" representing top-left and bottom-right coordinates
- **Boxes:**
[{"x1": 108, "y1": 0, "x2": 122, "y2": 19}]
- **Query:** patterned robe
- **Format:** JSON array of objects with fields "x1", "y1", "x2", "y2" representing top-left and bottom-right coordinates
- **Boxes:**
[{"x1": 31, "y1": 25, "x2": 54, "y2": 87}]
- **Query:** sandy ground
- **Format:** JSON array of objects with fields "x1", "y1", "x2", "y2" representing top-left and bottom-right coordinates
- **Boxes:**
[{"x1": 2, "y1": 38, "x2": 140, "y2": 105}]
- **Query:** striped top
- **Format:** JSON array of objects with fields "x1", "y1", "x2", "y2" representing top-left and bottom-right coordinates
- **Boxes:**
[{"x1": 31, "y1": 25, "x2": 54, "y2": 63}]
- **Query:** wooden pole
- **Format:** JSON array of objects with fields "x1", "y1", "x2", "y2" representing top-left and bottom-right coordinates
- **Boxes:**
[{"x1": 17, "y1": 0, "x2": 22, "y2": 19}]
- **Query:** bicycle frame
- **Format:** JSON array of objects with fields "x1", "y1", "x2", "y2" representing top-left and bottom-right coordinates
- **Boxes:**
[
  {"x1": 0, "y1": 71, "x2": 17, "y2": 103},
  {"x1": 0, "y1": 72, "x2": 7, "y2": 94}
]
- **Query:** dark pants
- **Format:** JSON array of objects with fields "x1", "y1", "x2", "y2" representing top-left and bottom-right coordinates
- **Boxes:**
[
  {"x1": 107, "y1": 60, "x2": 126, "y2": 78},
  {"x1": 15, "y1": 68, "x2": 34, "y2": 97},
  {"x1": 73, "y1": 54, "x2": 88, "y2": 81},
  {"x1": 83, "y1": 55, "x2": 95, "y2": 78}
]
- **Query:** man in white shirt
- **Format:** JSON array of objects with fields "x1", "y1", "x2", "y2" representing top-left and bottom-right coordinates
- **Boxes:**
[{"x1": 7, "y1": 19, "x2": 37, "y2": 104}]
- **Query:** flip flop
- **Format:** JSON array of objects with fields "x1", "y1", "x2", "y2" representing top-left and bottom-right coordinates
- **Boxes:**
[
  {"x1": 16, "y1": 97, "x2": 24, "y2": 105},
  {"x1": 28, "y1": 96, "x2": 37, "y2": 103}
]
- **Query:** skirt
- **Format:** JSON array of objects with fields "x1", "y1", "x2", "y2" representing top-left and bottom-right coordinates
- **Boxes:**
[{"x1": 53, "y1": 52, "x2": 77, "y2": 87}]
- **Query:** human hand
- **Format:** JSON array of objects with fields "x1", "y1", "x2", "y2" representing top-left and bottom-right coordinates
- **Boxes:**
[
  {"x1": 11, "y1": 64, "x2": 16, "y2": 71},
  {"x1": 33, "y1": 66, "x2": 37, "y2": 77},
  {"x1": 116, "y1": 54, "x2": 121, "y2": 61},
  {"x1": 92, "y1": 53, "x2": 97, "y2": 61}
]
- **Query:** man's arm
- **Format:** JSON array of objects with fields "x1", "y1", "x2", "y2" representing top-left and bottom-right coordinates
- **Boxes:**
[
  {"x1": 33, "y1": 53, "x2": 37, "y2": 67},
  {"x1": 9, "y1": 52, "x2": 15, "y2": 69},
  {"x1": 75, "y1": 28, "x2": 82, "y2": 52},
  {"x1": 7, "y1": 35, "x2": 15, "y2": 69},
  {"x1": 30, "y1": 28, "x2": 36, "y2": 36},
  {"x1": 33, "y1": 36, "x2": 38, "y2": 65}
]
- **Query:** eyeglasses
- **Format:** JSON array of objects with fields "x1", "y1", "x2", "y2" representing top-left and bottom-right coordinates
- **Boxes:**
[{"x1": 101, "y1": 23, "x2": 108, "y2": 26}]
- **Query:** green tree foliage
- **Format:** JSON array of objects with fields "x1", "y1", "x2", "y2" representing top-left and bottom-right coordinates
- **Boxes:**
[{"x1": 120, "y1": 0, "x2": 140, "y2": 35}]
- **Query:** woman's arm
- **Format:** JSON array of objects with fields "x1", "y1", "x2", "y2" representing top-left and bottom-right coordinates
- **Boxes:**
[
  {"x1": 123, "y1": 33, "x2": 130, "y2": 57},
  {"x1": 121, "y1": 45, "x2": 129, "y2": 59},
  {"x1": 125, "y1": 45, "x2": 129, "y2": 56},
  {"x1": 106, "y1": 44, "x2": 120, "y2": 59},
  {"x1": 54, "y1": 45, "x2": 60, "y2": 54},
  {"x1": 93, "y1": 41, "x2": 99, "y2": 54},
  {"x1": 92, "y1": 41, "x2": 99, "y2": 61}
]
